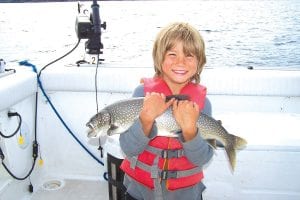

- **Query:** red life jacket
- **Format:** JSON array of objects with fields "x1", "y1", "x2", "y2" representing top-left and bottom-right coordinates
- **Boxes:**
[
  {"x1": 120, "y1": 77, "x2": 207, "y2": 190},
  {"x1": 142, "y1": 77, "x2": 206, "y2": 108}
]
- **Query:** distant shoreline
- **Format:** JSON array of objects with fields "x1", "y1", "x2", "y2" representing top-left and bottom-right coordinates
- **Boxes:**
[
  {"x1": 0, "y1": 0, "x2": 129, "y2": 3},
  {"x1": 0, "y1": 0, "x2": 144, "y2": 2},
  {"x1": 0, "y1": 0, "x2": 81, "y2": 2}
]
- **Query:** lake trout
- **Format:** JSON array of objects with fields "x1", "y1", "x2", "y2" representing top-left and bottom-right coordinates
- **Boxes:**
[{"x1": 86, "y1": 97, "x2": 247, "y2": 170}]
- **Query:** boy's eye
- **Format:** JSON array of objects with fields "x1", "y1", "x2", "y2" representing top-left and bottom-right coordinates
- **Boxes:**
[{"x1": 167, "y1": 52, "x2": 176, "y2": 56}]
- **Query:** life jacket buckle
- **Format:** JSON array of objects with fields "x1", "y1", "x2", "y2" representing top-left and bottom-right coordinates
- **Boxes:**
[
  {"x1": 161, "y1": 149, "x2": 183, "y2": 158},
  {"x1": 161, "y1": 170, "x2": 177, "y2": 180}
]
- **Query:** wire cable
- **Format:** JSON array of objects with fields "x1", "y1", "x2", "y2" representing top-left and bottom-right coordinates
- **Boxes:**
[
  {"x1": 0, "y1": 39, "x2": 104, "y2": 181},
  {"x1": 38, "y1": 39, "x2": 81, "y2": 78},
  {"x1": 0, "y1": 112, "x2": 22, "y2": 138},
  {"x1": 20, "y1": 58, "x2": 104, "y2": 166},
  {"x1": 1, "y1": 159, "x2": 36, "y2": 181},
  {"x1": 0, "y1": 141, "x2": 38, "y2": 181},
  {"x1": 95, "y1": 54, "x2": 100, "y2": 113},
  {"x1": 0, "y1": 93, "x2": 39, "y2": 181}
]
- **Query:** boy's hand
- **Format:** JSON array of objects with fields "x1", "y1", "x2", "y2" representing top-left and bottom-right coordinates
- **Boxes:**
[
  {"x1": 172, "y1": 100, "x2": 199, "y2": 141},
  {"x1": 140, "y1": 92, "x2": 174, "y2": 136}
]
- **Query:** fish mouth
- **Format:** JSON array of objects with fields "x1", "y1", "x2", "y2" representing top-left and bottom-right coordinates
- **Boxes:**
[{"x1": 86, "y1": 123, "x2": 96, "y2": 138}]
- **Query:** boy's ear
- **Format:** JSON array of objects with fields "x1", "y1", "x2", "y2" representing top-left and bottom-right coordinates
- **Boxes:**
[{"x1": 140, "y1": 78, "x2": 145, "y2": 84}]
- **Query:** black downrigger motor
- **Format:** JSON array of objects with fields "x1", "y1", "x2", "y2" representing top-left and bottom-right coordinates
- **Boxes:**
[{"x1": 75, "y1": 0, "x2": 106, "y2": 59}]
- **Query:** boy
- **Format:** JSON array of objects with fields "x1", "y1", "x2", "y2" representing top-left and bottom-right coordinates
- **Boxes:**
[{"x1": 119, "y1": 22, "x2": 213, "y2": 200}]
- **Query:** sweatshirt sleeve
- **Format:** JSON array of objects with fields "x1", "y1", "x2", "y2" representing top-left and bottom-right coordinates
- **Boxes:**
[
  {"x1": 119, "y1": 119, "x2": 150, "y2": 157},
  {"x1": 182, "y1": 130, "x2": 214, "y2": 167},
  {"x1": 120, "y1": 84, "x2": 155, "y2": 156}
]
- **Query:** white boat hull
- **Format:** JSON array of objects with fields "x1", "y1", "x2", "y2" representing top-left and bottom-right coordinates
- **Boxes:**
[{"x1": 0, "y1": 65, "x2": 300, "y2": 199}]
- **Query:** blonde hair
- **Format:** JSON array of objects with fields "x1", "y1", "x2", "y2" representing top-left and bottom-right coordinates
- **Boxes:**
[{"x1": 152, "y1": 22, "x2": 206, "y2": 83}]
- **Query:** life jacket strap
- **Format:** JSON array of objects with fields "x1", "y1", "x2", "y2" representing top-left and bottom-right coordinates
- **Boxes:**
[
  {"x1": 152, "y1": 155, "x2": 163, "y2": 200},
  {"x1": 127, "y1": 156, "x2": 203, "y2": 180},
  {"x1": 128, "y1": 156, "x2": 138, "y2": 169},
  {"x1": 151, "y1": 155, "x2": 160, "y2": 179},
  {"x1": 146, "y1": 145, "x2": 184, "y2": 158},
  {"x1": 160, "y1": 165, "x2": 202, "y2": 180}
]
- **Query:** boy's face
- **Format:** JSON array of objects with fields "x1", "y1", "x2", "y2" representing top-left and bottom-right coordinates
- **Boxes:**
[{"x1": 161, "y1": 41, "x2": 198, "y2": 91}]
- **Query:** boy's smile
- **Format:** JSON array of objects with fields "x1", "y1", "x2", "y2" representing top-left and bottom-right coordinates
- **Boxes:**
[{"x1": 172, "y1": 69, "x2": 188, "y2": 75}]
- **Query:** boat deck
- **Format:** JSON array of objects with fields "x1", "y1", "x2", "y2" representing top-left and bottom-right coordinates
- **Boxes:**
[
  {"x1": 28, "y1": 179, "x2": 108, "y2": 200},
  {"x1": 1, "y1": 66, "x2": 300, "y2": 200}
]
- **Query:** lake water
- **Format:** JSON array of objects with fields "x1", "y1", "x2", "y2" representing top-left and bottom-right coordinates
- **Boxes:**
[{"x1": 0, "y1": 0, "x2": 299, "y2": 70}]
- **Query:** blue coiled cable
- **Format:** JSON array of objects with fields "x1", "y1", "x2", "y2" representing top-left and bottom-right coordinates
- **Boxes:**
[{"x1": 19, "y1": 60, "x2": 108, "y2": 180}]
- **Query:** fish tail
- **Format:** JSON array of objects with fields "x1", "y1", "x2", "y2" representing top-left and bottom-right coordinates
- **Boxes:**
[
  {"x1": 225, "y1": 134, "x2": 247, "y2": 171},
  {"x1": 224, "y1": 143, "x2": 237, "y2": 171},
  {"x1": 235, "y1": 135, "x2": 248, "y2": 150}
]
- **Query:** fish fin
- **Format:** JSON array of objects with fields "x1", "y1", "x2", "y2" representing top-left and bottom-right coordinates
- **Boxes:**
[
  {"x1": 107, "y1": 124, "x2": 118, "y2": 135},
  {"x1": 107, "y1": 124, "x2": 128, "y2": 135},
  {"x1": 206, "y1": 139, "x2": 217, "y2": 149},
  {"x1": 206, "y1": 139, "x2": 225, "y2": 149}
]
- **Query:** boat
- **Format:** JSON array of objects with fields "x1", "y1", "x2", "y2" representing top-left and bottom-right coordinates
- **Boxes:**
[{"x1": 1, "y1": 1, "x2": 300, "y2": 200}]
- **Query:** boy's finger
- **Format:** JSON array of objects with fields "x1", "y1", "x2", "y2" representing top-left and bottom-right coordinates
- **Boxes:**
[
  {"x1": 165, "y1": 98, "x2": 175, "y2": 108},
  {"x1": 172, "y1": 99, "x2": 178, "y2": 109}
]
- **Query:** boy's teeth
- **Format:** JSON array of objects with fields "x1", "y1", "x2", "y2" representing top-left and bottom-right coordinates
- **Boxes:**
[{"x1": 174, "y1": 70, "x2": 186, "y2": 74}]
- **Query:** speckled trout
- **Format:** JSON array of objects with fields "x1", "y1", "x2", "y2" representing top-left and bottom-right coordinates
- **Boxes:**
[{"x1": 86, "y1": 97, "x2": 247, "y2": 170}]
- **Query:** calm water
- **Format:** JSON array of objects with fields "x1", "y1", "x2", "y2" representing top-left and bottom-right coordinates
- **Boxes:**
[{"x1": 0, "y1": 1, "x2": 299, "y2": 70}]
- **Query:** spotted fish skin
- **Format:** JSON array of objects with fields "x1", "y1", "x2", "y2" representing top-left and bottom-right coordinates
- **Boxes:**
[{"x1": 86, "y1": 97, "x2": 247, "y2": 170}]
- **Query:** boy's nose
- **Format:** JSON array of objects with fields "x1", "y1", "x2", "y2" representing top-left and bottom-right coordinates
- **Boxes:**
[{"x1": 176, "y1": 55, "x2": 186, "y2": 65}]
